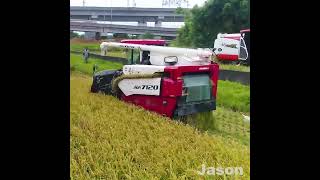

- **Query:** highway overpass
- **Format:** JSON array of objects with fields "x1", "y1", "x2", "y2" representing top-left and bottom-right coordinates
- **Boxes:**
[
  {"x1": 70, "y1": 6, "x2": 185, "y2": 26},
  {"x1": 70, "y1": 20, "x2": 178, "y2": 38}
]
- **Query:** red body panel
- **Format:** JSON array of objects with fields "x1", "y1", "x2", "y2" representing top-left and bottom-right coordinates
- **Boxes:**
[
  {"x1": 120, "y1": 63, "x2": 219, "y2": 118},
  {"x1": 240, "y1": 29, "x2": 250, "y2": 33},
  {"x1": 225, "y1": 36, "x2": 240, "y2": 41},
  {"x1": 217, "y1": 54, "x2": 239, "y2": 61},
  {"x1": 121, "y1": 95, "x2": 177, "y2": 117},
  {"x1": 120, "y1": 39, "x2": 166, "y2": 46}
]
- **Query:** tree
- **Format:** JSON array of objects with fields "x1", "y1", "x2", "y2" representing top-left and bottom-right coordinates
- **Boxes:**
[
  {"x1": 175, "y1": 0, "x2": 250, "y2": 47},
  {"x1": 113, "y1": 33, "x2": 129, "y2": 39},
  {"x1": 70, "y1": 31, "x2": 79, "y2": 39}
]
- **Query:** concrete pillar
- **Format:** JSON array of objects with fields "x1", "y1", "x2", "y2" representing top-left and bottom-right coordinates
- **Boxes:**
[
  {"x1": 138, "y1": 21, "x2": 147, "y2": 26},
  {"x1": 155, "y1": 20, "x2": 162, "y2": 27}
]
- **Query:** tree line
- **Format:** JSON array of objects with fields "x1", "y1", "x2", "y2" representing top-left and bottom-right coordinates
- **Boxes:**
[{"x1": 172, "y1": 0, "x2": 250, "y2": 48}]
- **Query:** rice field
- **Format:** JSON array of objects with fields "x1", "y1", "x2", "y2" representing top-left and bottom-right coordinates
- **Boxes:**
[{"x1": 70, "y1": 72, "x2": 250, "y2": 179}]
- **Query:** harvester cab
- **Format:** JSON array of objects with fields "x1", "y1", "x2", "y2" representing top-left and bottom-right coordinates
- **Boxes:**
[{"x1": 91, "y1": 42, "x2": 220, "y2": 119}]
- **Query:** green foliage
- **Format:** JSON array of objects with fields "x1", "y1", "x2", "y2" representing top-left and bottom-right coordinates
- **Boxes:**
[
  {"x1": 70, "y1": 31, "x2": 79, "y2": 39},
  {"x1": 219, "y1": 63, "x2": 250, "y2": 72},
  {"x1": 113, "y1": 33, "x2": 129, "y2": 39},
  {"x1": 175, "y1": 0, "x2": 250, "y2": 47},
  {"x1": 70, "y1": 73, "x2": 250, "y2": 179},
  {"x1": 139, "y1": 32, "x2": 155, "y2": 39}
]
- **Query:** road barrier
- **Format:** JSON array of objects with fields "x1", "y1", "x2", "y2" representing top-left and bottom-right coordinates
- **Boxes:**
[
  {"x1": 219, "y1": 70, "x2": 250, "y2": 85},
  {"x1": 70, "y1": 51, "x2": 127, "y2": 64}
]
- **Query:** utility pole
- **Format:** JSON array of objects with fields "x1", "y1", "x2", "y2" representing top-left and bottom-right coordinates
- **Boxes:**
[
  {"x1": 111, "y1": 0, "x2": 113, "y2": 24},
  {"x1": 82, "y1": 0, "x2": 85, "y2": 6},
  {"x1": 104, "y1": 0, "x2": 106, "y2": 21}
]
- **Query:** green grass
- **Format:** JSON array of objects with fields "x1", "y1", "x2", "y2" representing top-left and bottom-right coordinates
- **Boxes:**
[
  {"x1": 70, "y1": 53, "x2": 123, "y2": 74},
  {"x1": 217, "y1": 80, "x2": 250, "y2": 113},
  {"x1": 71, "y1": 72, "x2": 250, "y2": 179},
  {"x1": 105, "y1": 51, "x2": 127, "y2": 58},
  {"x1": 218, "y1": 64, "x2": 250, "y2": 72},
  {"x1": 70, "y1": 42, "x2": 127, "y2": 58},
  {"x1": 70, "y1": 43, "x2": 101, "y2": 53}
]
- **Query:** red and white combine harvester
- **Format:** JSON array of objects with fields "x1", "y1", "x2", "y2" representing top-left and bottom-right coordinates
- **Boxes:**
[
  {"x1": 91, "y1": 41, "x2": 219, "y2": 119},
  {"x1": 213, "y1": 29, "x2": 250, "y2": 65},
  {"x1": 120, "y1": 39, "x2": 167, "y2": 46}
]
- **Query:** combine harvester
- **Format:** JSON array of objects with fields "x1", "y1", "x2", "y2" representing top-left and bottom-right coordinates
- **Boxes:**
[
  {"x1": 120, "y1": 39, "x2": 168, "y2": 46},
  {"x1": 91, "y1": 42, "x2": 219, "y2": 120},
  {"x1": 213, "y1": 29, "x2": 250, "y2": 65}
]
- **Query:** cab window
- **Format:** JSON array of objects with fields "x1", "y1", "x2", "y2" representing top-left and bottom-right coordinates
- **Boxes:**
[{"x1": 126, "y1": 49, "x2": 140, "y2": 64}]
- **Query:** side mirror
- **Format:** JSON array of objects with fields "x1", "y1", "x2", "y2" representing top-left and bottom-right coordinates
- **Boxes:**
[
  {"x1": 164, "y1": 56, "x2": 178, "y2": 65},
  {"x1": 93, "y1": 64, "x2": 98, "y2": 74}
]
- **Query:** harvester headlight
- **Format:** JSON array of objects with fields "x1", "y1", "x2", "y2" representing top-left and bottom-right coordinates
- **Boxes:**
[{"x1": 182, "y1": 87, "x2": 188, "y2": 96}]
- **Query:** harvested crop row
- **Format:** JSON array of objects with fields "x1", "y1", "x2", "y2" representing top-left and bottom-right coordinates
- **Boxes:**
[
  {"x1": 70, "y1": 72, "x2": 250, "y2": 179},
  {"x1": 188, "y1": 107, "x2": 250, "y2": 146}
]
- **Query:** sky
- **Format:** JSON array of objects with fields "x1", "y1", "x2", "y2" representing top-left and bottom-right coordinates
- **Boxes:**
[{"x1": 70, "y1": 0, "x2": 206, "y2": 8}]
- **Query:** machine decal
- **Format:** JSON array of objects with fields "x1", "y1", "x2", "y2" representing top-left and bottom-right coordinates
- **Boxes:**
[
  {"x1": 118, "y1": 78, "x2": 162, "y2": 96},
  {"x1": 123, "y1": 65, "x2": 165, "y2": 75},
  {"x1": 223, "y1": 43, "x2": 238, "y2": 48},
  {"x1": 134, "y1": 85, "x2": 159, "y2": 90},
  {"x1": 119, "y1": 45, "x2": 135, "y2": 49}
]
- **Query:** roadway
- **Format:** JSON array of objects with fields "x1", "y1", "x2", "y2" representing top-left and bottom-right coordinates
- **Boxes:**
[
  {"x1": 70, "y1": 20, "x2": 178, "y2": 37},
  {"x1": 70, "y1": 6, "x2": 185, "y2": 23}
]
